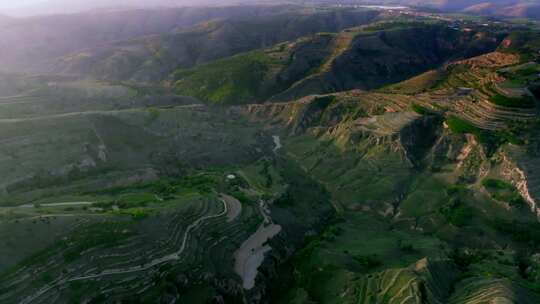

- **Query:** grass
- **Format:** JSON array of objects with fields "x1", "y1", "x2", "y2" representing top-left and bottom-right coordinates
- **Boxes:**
[
  {"x1": 482, "y1": 178, "x2": 514, "y2": 190},
  {"x1": 172, "y1": 32, "x2": 335, "y2": 105},
  {"x1": 500, "y1": 63, "x2": 540, "y2": 88},
  {"x1": 229, "y1": 190, "x2": 253, "y2": 205},
  {"x1": 0, "y1": 105, "x2": 263, "y2": 204},
  {"x1": 489, "y1": 94, "x2": 536, "y2": 109},
  {"x1": 440, "y1": 198, "x2": 472, "y2": 227},
  {"x1": 380, "y1": 70, "x2": 445, "y2": 94},
  {"x1": 482, "y1": 178, "x2": 527, "y2": 208},
  {"x1": 411, "y1": 103, "x2": 432, "y2": 115},
  {"x1": 283, "y1": 134, "x2": 412, "y2": 209},
  {"x1": 352, "y1": 254, "x2": 383, "y2": 270},
  {"x1": 498, "y1": 30, "x2": 540, "y2": 62},
  {"x1": 88, "y1": 174, "x2": 220, "y2": 212},
  {"x1": 445, "y1": 116, "x2": 524, "y2": 154},
  {"x1": 491, "y1": 220, "x2": 540, "y2": 246},
  {"x1": 173, "y1": 51, "x2": 275, "y2": 104},
  {"x1": 62, "y1": 221, "x2": 135, "y2": 262},
  {"x1": 239, "y1": 158, "x2": 283, "y2": 193},
  {"x1": 272, "y1": 211, "x2": 444, "y2": 303},
  {"x1": 446, "y1": 116, "x2": 478, "y2": 134},
  {"x1": 363, "y1": 21, "x2": 434, "y2": 32}
]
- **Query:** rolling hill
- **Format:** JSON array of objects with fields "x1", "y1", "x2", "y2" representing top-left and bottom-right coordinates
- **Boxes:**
[
  {"x1": 173, "y1": 22, "x2": 502, "y2": 104},
  {"x1": 0, "y1": 6, "x2": 539, "y2": 304},
  {"x1": 0, "y1": 5, "x2": 307, "y2": 73},
  {"x1": 52, "y1": 8, "x2": 382, "y2": 82}
]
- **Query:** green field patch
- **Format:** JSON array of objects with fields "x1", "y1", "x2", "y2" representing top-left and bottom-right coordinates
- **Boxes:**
[
  {"x1": 446, "y1": 116, "x2": 478, "y2": 134},
  {"x1": 173, "y1": 51, "x2": 276, "y2": 104},
  {"x1": 400, "y1": 175, "x2": 449, "y2": 218},
  {"x1": 177, "y1": 284, "x2": 216, "y2": 304},
  {"x1": 363, "y1": 21, "x2": 433, "y2": 32},
  {"x1": 491, "y1": 219, "x2": 540, "y2": 246},
  {"x1": 283, "y1": 134, "x2": 413, "y2": 209},
  {"x1": 410, "y1": 103, "x2": 432, "y2": 115},
  {"x1": 440, "y1": 198, "x2": 473, "y2": 227},
  {"x1": 500, "y1": 63, "x2": 539, "y2": 88},
  {"x1": 482, "y1": 178, "x2": 527, "y2": 208},
  {"x1": 239, "y1": 158, "x2": 284, "y2": 194},
  {"x1": 381, "y1": 69, "x2": 446, "y2": 94},
  {"x1": 489, "y1": 93, "x2": 536, "y2": 108},
  {"x1": 499, "y1": 31, "x2": 540, "y2": 61},
  {"x1": 117, "y1": 192, "x2": 156, "y2": 206},
  {"x1": 62, "y1": 221, "x2": 135, "y2": 262},
  {"x1": 277, "y1": 212, "x2": 443, "y2": 303},
  {"x1": 446, "y1": 116, "x2": 523, "y2": 154}
]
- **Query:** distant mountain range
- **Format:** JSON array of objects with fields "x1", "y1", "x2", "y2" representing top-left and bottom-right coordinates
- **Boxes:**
[
  {"x1": 0, "y1": 5, "x2": 303, "y2": 73},
  {"x1": 0, "y1": 0, "x2": 249, "y2": 17},
  {"x1": 413, "y1": 0, "x2": 540, "y2": 18},
  {"x1": 309, "y1": 0, "x2": 540, "y2": 19},
  {"x1": 2, "y1": 0, "x2": 540, "y2": 18}
]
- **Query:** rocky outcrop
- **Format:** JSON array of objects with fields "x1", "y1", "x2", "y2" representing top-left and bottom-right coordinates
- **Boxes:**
[
  {"x1": 244, "y1": 94, "x2": 442, "y2": 167},
  {"x1": 500, "y1": 147, "x2": 540, "y2": 218}
]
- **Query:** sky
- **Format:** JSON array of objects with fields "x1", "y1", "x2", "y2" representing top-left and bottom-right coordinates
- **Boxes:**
[
  {"x1": 0, "y1": 0, "x2": 45, "y2": 10},
  {"x1": 0, "y1": 0, "x2": 220, "y2": 16}
]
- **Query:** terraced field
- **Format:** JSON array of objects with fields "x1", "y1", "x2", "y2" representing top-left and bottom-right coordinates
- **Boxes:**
[
  {"x1": 403, "y1": 52, "x2": 539, "y2": 131},
  {"x1": 1, "y1": 10, "x2": 540, "y2": 304},
  {"x1": 240, "y1": 44, "x2": 540, "y2": 301},
  {"x1": 0, "y1": 165, "x2": 290, "y2": 303}
]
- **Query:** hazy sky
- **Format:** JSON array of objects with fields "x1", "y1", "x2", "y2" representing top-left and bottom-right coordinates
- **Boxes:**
[
  {"x1": 0, "y1": 0, "x2": 45, "y2": 9},
  {"x1": 0, "y1": 0, "x2": 219, "y2": 16}
]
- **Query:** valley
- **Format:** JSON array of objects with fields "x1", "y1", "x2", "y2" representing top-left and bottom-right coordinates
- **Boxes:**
[{"x1": 0, "y1": 3, "x2": 539, "y2": 304}]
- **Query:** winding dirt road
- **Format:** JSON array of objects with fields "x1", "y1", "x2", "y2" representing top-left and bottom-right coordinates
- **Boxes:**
[{"x1": 21, "y1": 197, "x2": 229, "y2": 304}]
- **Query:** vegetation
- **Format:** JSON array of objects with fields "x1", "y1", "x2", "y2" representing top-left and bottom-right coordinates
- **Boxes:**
[
  {"x1": 482, "y1": 178, "x2": 527, "y2": 208},
  {"x1": 446, "y1": 116, "x2": 479, "y2": 134},
  {"x1": 411, "y1": 103, "x2": 432, "y2": 115},
  {"x1": 62, "y1": 222, "x2": 135, "y2": 262},
  {"x1": 1, "y1": 10, "x2": 540, "y2": 304},
  {"x1": 446, "y1": 116, "x2": 526, "y2": 153},
  {"x1": 499, "y1": 31, "x2": 540, "y2": 61},
  {"x1": 489, "y1": 93, "x2": 536, "y2": 108},
  {"x1": 492, "y1": 220, "x2": 540, "y2": 246},
  {"x1": 174, "y1": 51, "x2": 275, "y2": 104},
  {"x1": 440, "y1": 198, "x2": 472, "y2": 227}
]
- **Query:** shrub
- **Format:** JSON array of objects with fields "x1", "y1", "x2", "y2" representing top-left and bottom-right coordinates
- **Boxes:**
[
  {"x1": 440, "y1": 198, "x2": 472, "y2": 227},
  {"x1": 482, "y1": 178, "x2": 514, "y2": 190},
  {"x1": 411, "y1": 103, "x2": 430, "y2": 115},
  {"x1": 489, "y1": 94, "x2": 535, "y2": 109},
  {"x1": 230, "y1": 191, "x2": 252, "y2": 205},
  {"x1": 353, "y1": 255, "x2": 383, "y2": 270},
  {"x1": 446, "y1": 116, "x2": 478, "y2": 134}
]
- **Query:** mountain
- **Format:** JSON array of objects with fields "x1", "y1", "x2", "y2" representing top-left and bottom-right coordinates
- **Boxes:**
[
  {"x1": 172, "y1": 22, "x2": 502, "y2": 104},
  {"x1": 299, "y1": 0, "x2": 540, "y2": 19},
  {"x1": 1, "y1": 0, "x2": 250, "y2": 17},
  {"x1": 0, "y1": 5, "x2": 300, "y2": 73},
  {"x1": 405, "y1": 0, "x2": 540, "y2": 18},
  {"x1": 0, "y1": 5, "x2": 539, "y2": 304},
  {"x1": 51, "y1": 8, "x2": 382, "y2": 82}
]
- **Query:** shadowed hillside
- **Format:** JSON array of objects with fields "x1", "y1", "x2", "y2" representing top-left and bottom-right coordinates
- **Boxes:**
[
  {"x1": 0, "y1": 5, "x2": 317, "y2": 73},
  {"x1": 52, "y1": 8, "x2": 382, "y2": 82},
  {"x1": 0, "y1": 6, "x2": 539, "y2": 304},
  {"x1": 173, "y1": 22, "x2": 502, "y2": 104}
]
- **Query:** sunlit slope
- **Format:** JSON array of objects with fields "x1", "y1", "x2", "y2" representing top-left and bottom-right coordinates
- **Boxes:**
[
  {"x1": 173, "y1": 23, "x2": 501, "y2": 104},
  {"x1": 239, "y1": 56, "x2": 540, "y2": 301}
]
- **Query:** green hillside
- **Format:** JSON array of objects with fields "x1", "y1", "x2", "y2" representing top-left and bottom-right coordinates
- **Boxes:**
[
  {"x1": 173, "y1": 22, "x2": 503, "y2": 104},
  {"x1": 0, "y1": 8, "x2": 539, "y2": 304},
  {"x1": 53, "y1": 8, "x2": 381, "y2": 82}
]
